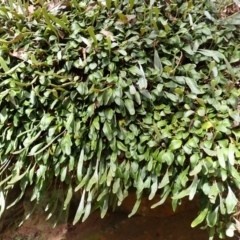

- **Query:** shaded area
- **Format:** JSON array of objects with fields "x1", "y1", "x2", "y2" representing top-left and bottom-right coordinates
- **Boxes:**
[
  {"x1": 66, "y1": 209, "x2": 219, "y2": 240},
  {"x1": 0, "y1": 190, "x2": 238, "y2": 239}
]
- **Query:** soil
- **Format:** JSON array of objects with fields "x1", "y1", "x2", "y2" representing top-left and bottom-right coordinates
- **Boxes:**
[
  {"x1": 0, "y1": 209, "x2": 210, "y2": 240},
  {"x1": 1, "y1": 194, "x2": 238, "y2": 240}
]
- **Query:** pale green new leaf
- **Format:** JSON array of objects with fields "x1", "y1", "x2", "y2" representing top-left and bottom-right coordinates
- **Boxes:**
[
  {"x1": 228, "y1": 143, "x2": 235, "y2": 165},
  {"x1": 63, "y1": 184, "x2": 73, "y2": 210},
  {"x1": 158, "y1": 169, "x2": 169, "y2": 189},
  {"x1": 77, "y1": 149, "x2": 84, "y2": 182},
  {"x1": 82, "y1": 190, "x2": 93, "y2": 222},
  {"x1": 60, "y1": 134, "x2": 72, "y2": 155},
  {"x1": 128, "y1": 197, "x2": 141, "y2": 218},
  {"x1": 225, "y1": 186, "x2": 238, "y2": 214},
  {"x1": 0, "y1": 188, "x2": 5, "y2": 217},
  {"x1": 149, "y1": 177, "x2": 158, "y2": 200},
  {"x1": 73, "y1": 188, "x2": 86, "y2": 225}
]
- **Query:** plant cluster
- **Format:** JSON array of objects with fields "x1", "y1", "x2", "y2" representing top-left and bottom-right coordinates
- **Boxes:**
[{"x1": 0, "y1": 0, "x2": 240, "y2": 238}]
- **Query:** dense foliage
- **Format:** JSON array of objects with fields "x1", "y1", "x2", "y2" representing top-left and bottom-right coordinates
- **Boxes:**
[{"x1": 0, "y1": 0, "x2": 240, "y2": 238}]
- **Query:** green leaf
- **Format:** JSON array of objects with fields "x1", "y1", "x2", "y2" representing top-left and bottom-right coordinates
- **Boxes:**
[
  {"x1": 66, "y1": 113, "x2": 74, "y2": 132},
  {"x1": 185, "y1": 77, "x2": 203, "y2": 94},
  {"x1": 206, "y1": 206, "x2": 219, "y2": 227},
  {"x1": 103, "y1": 122, "x2": 112, "y2": 141},
  {"x1": 169, "y1": 140, "x2": 182, "y2": 151},
  {"x1": 40, "y1": 114, "x2": 54, "y2": 131},
  {"x1": 191, "y1": 207, "x2": 209, "y2": 227},
  {"x1": 117, "y1": 49, "x2": 127, "y2": 56},
  {"x1": 137, "y1": 62, "x2": 148, "y2": 89},
  {"x1": 8, "y1": 165, "x2": 30, "y2": 185},
  {"x1": 117, "y1": 141, "x2": 127, "y2": 151},
  {"x1": 61, "y1": 134, "x2": 72, "y2": 155},
  {"x1": 0, "y1": 107, "x2": 7, "y2": 124},
  {"x1": 106, "y1": 0, "x2": 112, "y2": 10},
  {"x1": 136, "y1": 174, "x2": 144, "y2": 195},
  {"x1": 201, "y1": 147, "x2": 216, "y2": 157},
  {"x1": 128, "y1": 197, "x2": 141, "y2": 218},
  {"x1": 189, "y1": 175, "x2": 199, "y2": 200},
  {"x1": 82, "y1": 191, "x2": 93, "y2": 222},
  {"x1": 89, "y1": 62, "x2": 97, "y2": 70},
  {"x1": 217, "y1": 148, "x2": 226, "y2": 169},
  {"x1": 0, "y1": 32, "x2": 33, "y2": 45},
  {"x1": 225, "y1": 223, "x2": 236, "y2": 238},
  {"x1": 113, "y1": 178, "x2": 120, "y2": 194},
  {"x1": 225, "y1": 186, "x2": 238, "y2": 214},
  {"x1": 28, "y1": 131, "x2": 64, "y2": 156},
  {"x1": 204, "y1": 11, "x2": 214, "y2": 21},
  {"x1": 92, "y1": 116, "x2": 100, "y2": 130},
  {"x1": 162, "y1": 151, "x2": 174, "y2": 165},
  {"x1": 63, "y1": 185, "x2": 72, "y2": 211},
  {"x1": 151, "y1": 188, "x2": 171, "y2": 209},
  {"x1": 73, "y1": 188, "x2": 86, "y2": 225},
  {"x1": 124, "y1": 99, "x2": 135, "y2": 115},
  {"x1": 0, "y1": 57, "x2": 9, "y2": 72},
  {"x1": 77, "y1": 149, "x2": 84, "y2": 182},
  {"x1": 87, "y1": 26, "x2": 97, "y2": 45},
  {"x1": 198, "y1": 49, "x2": 224, "y2": 63},
  {"x1": 158, "y1": 169, "x2": 169, "y2": 189},
  {"x1": 223, "y1": 57, "x2": 235, "y2": 81},
  {"x1": 60, "y1": 166, "x2": 67, "y2": 182},
  {"x1": 219, "y1": 194, "x2": 226, "y2": 214},
  {"x1": 154, "y1": 49, "x2": 163, "y2": 73},
  {"x1": 118, "y1": 13, "x2": 127, "y2": 23},
  {"x1": 197, "y1": 107, "x2": 205, "y2": 117},
  {"x1": 209, "y1": 182, "x2": 220, "y2": 204},
  {"x1": 29, "y1": 142, "x2": 45, "y2": 155},
  {"x1": 0, "y1": 175, "x2": 12, "y2": 187},
  {"x1": 149, "y1": 177, "x2": 158, "y2": 200},
  {"x1": 103, "y1": 88, "x2": 113, "y2": 105},
  {"x1": 0, "y1": 188, "x2": 5, "y2": 217},
  {"x1": 106, "y1": 36, "x2": 112, "y2": 54},
  {"x1": 97, "y1": 189, "x2": 108, "y2": 201},
  {"x1": 42, "y1": 7, "x2": 59, "y2": 40},
  {"x1": 196, "y1": 98, "x2": 206, "y2": 109},
  {"x1": 129, "y1": 66, "x2": 142, "y2": 76},
  {"x1": 86, "y1": 171, "x2": 98, "y2": 191},
  {"x1": 228, "y1": 143, "x2": 235, "y2": 165},
  {"x1": 75, "y1": 163, "x2": 92, "y2": 192},
  {"x1": 189, "y1": 162, "x2": 202, "y2": 176},
  {"x1": 100, "y1": 197, "x2": 109, "y2": 219},
  {"x1": 183, "y1": 45, "x2": 194, "y2": 55},
  {"x1": 229, "y1": 165, "x2": 240, "y2": 182},
  {"x1": 48, "y1": 14, "x2": 69, "y2": 32},
  {"x1": 164, "y1": 92, "x2": 178, "y2": 102},
  {"x1": 172, "y1": 175, "x2": 198, "y2": 200}
]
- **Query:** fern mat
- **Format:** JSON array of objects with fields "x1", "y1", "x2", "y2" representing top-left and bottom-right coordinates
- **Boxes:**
[{"x1": 0, "y1": 0, "x2": 240, "y2": 239}]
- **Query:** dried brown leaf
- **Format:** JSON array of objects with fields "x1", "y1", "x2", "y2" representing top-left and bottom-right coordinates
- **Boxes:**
[
  {"x1": 28, "y1": 5, "x2": 35, "y2": 14},
  {"x1": 9, "y1": 49, "x2": 28, "y2": 61},
  {"x1": 58, "y1": 30, "x2": 65, "y2": 39},
  {"x1": 85, "y1": 3, "x2": 97, "y2": 12},
  {"x1": 101, "y1": 30, "x2": 115, "y2": 41},
  {"x1": 47, "y1": 0, "x2": 70, "y2": 13}
]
